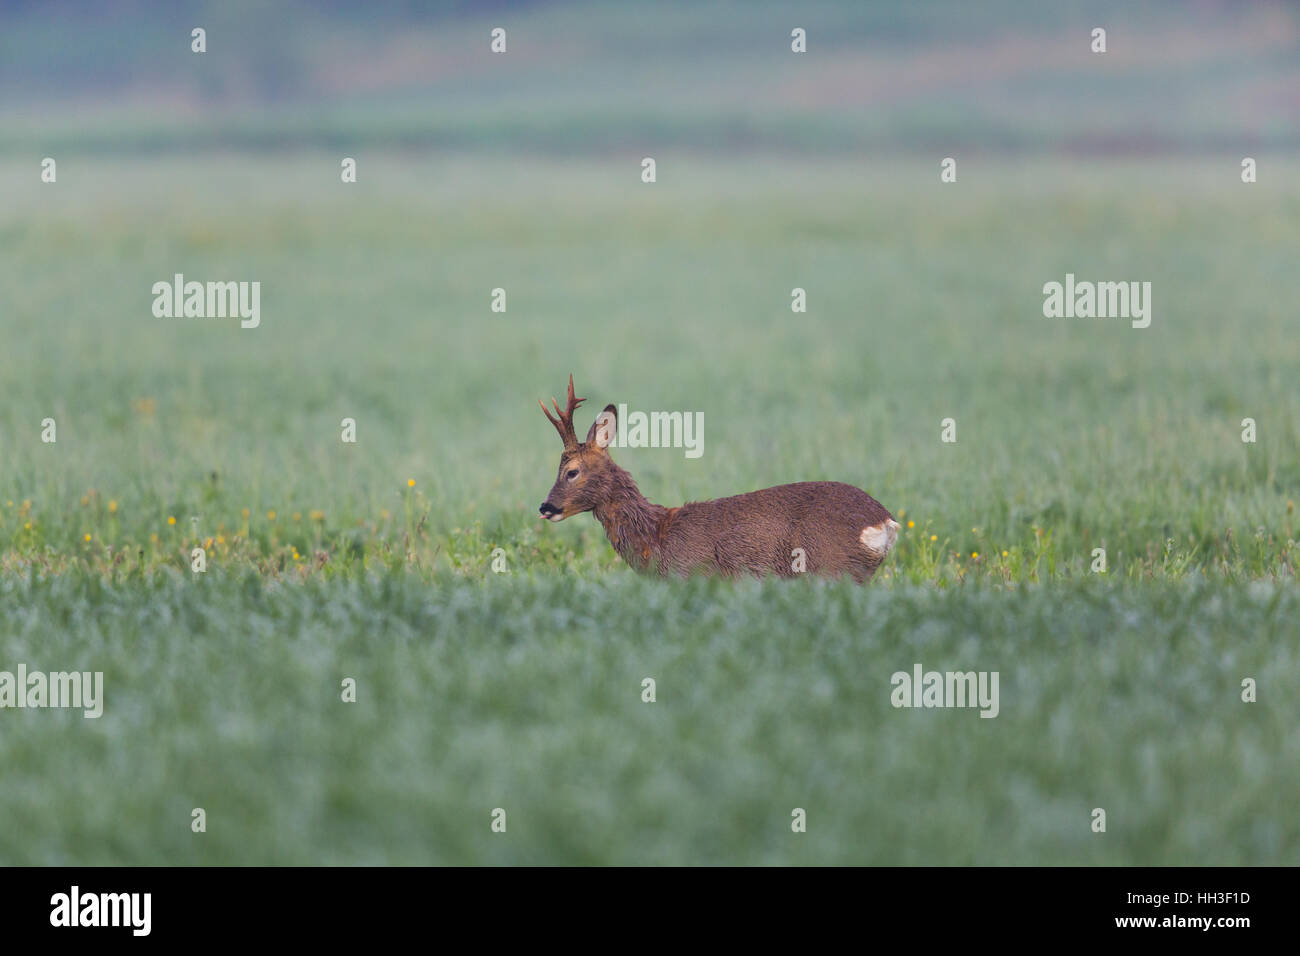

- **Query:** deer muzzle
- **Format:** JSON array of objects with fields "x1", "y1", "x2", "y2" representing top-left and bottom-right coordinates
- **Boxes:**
[{"x1": 539, "y1": 501, "x2": 562, "y2": 521}]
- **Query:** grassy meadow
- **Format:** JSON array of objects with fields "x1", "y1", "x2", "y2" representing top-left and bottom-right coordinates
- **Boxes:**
[
  {"x1": 2, "y1": 156, "x2": 1296, "y2": 583},
  {"x1": 1, "y1": 155, "x2": 1297, "y2": 864},
  {"x1": 1, "y1": 0, "x2": 1299, "y2": 866}
]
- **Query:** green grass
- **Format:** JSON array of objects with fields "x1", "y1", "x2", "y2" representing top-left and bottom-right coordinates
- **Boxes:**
[
  {"x1": 1, "y1": 156, "x2": 1296, "y2": 584},
  {"x1": 1, "y1": 154, "x2": 1297, "y2": 863},
  {"x1": 2, "y1": 573, "x2": 1295, "y2": 865}
]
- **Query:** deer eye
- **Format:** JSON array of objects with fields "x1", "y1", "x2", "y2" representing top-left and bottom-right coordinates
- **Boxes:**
[{"x1": 565, "y1": 468, "x2": 579, "y2": 480}]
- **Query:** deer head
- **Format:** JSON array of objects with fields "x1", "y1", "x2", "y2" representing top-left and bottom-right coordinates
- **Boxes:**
[{"x1": 538, "y1": 375, "x2": 618, "y2": 521}]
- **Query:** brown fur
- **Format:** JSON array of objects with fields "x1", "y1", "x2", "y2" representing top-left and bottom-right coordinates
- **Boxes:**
[{"x1": 538, "y1": 376, "x2": 898, "y2": 582}]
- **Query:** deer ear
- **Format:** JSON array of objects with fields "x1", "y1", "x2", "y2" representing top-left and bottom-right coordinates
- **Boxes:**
[{"x1": 586, "y1": 404, "x2": 617, "y2": 450}]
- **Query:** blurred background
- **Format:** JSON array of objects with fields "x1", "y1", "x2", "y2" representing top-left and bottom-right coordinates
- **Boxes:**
[
  {"x1": 2, "y1": 0, "x2": 1297, "y2": 155},
  {"x1": 1, "y1": 0, "x2": 1296, "y2": 575}
]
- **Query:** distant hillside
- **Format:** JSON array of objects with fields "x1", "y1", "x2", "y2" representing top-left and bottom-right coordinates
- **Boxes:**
[{"x1": 2, "y1": 0, "x2": 1296, "y2": 154}]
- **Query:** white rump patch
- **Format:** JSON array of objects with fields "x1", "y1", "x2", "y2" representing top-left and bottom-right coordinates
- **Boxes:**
[{"x1": 860, "y1": 519, "x2": 900, "y2": 555}]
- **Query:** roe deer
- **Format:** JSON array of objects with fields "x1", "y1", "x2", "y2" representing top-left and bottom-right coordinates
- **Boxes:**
[{"x1": 538, "y1": 376, "x2": 899, "y2": 582}]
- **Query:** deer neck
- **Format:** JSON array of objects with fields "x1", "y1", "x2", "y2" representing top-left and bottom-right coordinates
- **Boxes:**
[{"x1": 592, "y1": 466, "x2": 670, "y2": 571}]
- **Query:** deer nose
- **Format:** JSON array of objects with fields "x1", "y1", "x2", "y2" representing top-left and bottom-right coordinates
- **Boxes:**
[{"x1": 539, "y1": 502, "x2": 559, "y2": 519}]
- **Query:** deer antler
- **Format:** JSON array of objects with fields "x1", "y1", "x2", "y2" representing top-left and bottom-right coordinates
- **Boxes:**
[{"x1": 539, "y1": 374, "x2": 586, "y2": 450}]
